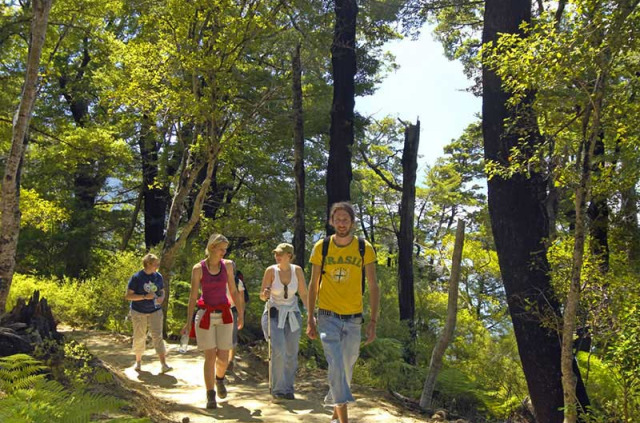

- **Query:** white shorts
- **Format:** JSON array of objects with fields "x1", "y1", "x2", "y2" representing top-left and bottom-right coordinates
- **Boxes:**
[{"x1": 194, "y1": 309, "x2": 234, "y2": 351}]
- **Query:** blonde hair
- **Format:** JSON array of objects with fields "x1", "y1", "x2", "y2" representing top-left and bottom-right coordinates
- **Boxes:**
[
  {"x1": 142, "y1": 253, "x2": 159, "y2": 268},
  {"x1": 205, "y1": 233, "x2": 229, "y2": 257}
]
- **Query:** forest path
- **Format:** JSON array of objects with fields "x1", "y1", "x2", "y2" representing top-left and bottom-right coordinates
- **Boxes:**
[{"x1": 66, "y1": 329, "x2": 432, "y2": 423}]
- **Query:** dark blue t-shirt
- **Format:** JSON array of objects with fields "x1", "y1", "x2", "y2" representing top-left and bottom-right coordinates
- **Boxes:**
[{"x1": 128, "y1": 270, "x2": 163, "y2": 314}]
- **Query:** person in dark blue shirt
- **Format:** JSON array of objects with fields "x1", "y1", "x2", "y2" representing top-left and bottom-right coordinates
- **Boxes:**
[{"x1": 125, "y1": 253, "x2": 171, "y2": 373}]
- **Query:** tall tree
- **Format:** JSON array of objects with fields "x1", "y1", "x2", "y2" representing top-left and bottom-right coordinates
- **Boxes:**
[
  {"x1": 292, "y1": 42, "x2": 306, "y2": 267},
  {"x1": 0, "y1": 0, "x2": 53, "y2": 312},
  {"x1": 326, "y1": 0, "x2": 357, "y2": 215},
  {"x1": 139, "y1": 114, "x2": 169, "y2": 249},
  {"x1": 482, "y1": 1, "x2": 588, "y2": 420},
  {"x1": 397, "y1": 120, "x2": 420, "y2": 347}
]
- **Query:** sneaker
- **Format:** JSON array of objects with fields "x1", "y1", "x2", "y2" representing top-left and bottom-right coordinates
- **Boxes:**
[
  {"x1": 284, "y1": 393, "x2": 295, "y2": 400},
  {"x1": 134, "y1": 362, "x2": 141, "y2": 372},
  {"x1": 215, "y1": 377, "x2": 227, "y2": 399},
  {"x1": 206, "y1": 389, "x2": 217, "y2": 409},
  {"x1": 161, "y1": 363, "x2": 172, "y2": 374},
  {"x1": 331, "y1": 420, "x2": 339, "y2": 423}
]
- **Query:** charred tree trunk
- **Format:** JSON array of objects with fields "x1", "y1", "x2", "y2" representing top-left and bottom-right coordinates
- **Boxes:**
[
  {"x1": 482, "y1": 1, "x2": 588, "y2": 421},
  {"x1": 326, "y1": 0, "x2": 357, "y2": 223},
  {"x1": 0, "y1": 290, "x2": 62, "y2": 356},
  {"x1": 0, "y1": 0, "x2": 52, "y2": 313},
  {"x1": 139, "y1": 114, "x2": 169, "y2": 249},
  {"x1": 398, "y1": 120, "x2": 420, "y2": 362},
  {"x1": 292, "y1": 43, "x2": 306, "y2": 267}
]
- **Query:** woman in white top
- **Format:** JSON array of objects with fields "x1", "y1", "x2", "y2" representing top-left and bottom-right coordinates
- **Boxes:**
[{"x1": 260, "y1": 243, "x2": 308, "y2": 400}]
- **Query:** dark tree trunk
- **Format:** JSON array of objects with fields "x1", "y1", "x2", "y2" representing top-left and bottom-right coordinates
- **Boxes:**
[
  {"x1": 577, "y1": 135, "x2": 609, "y2": 353},
  {"x1": 620, "y1": 184, "x2": 640, "y2": 268},
  {"x1": 398, "y1": 121, "x2": 420, "y2": 360},
  {"x1": 482, "y1": 1, "x2": 588, "y2": 421},
  {"x1": 65, "y1": 162, "x2": 104, "y2": 277},
  {"x1": 587, "y1": 136, "x2": 609, "y2": 272},
  {"x1": 59, "y1": 41, "x2": 104, "y2": 278},
  {"x1": 0, "y1": 290, "x2": 62, "y2": 357},
  {"x1": 292, "y1": 43, "x2": 306, "y2": 267},
  {"x1": 121, "y1": 187, "x2": 143, "y2": 250},
  {"x1": 139, "y1": 114, "x2": 169, "y2": 249},
  {"x1": 326, "y1": 0, "x2": 357, "y2": 220},
  {"x1": 202, "y1": 163, "x2": 239, "y2": 220}
]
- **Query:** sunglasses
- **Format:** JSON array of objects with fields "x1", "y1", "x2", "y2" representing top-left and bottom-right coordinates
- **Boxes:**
[{"x1": 284, "y1": 284, "x2": 288, "y2": 299}]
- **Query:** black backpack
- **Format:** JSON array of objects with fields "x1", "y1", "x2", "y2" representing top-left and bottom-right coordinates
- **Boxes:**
[
  {"x1": 319, "y1": 235, "x2": 367, "y2": 295},
  {"x1": 235, "y1": 270, "x2": 250, "y2": 304}
]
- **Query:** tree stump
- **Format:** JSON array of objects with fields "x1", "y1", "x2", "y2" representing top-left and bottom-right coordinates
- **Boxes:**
[{"x1": 0, "y1": 290, "x2": 62, "y2": 356}]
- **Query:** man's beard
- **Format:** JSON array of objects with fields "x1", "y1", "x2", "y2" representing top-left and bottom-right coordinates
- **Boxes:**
[{"x1": 334, "y1": 227, "x2": 351, "y2": 238}]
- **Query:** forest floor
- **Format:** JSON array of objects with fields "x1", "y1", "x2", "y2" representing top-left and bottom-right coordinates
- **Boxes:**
[{"x1": 65, "y1": 329, "x2": 438, "y2": 423}]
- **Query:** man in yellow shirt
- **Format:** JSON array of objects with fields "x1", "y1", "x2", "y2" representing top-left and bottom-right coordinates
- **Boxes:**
[{"x1": 307, "y1": 202, "x2": 380, "y2": 423}]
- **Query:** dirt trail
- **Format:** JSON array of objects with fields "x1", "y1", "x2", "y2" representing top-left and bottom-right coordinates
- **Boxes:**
[{"x1": 67, "y1": 330, "x2": 431, "y2": 423}]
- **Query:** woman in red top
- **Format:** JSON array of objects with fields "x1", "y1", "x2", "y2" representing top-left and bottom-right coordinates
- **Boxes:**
[{"x1": 182, "y1": 233, "x2": 244, "y2": 409}]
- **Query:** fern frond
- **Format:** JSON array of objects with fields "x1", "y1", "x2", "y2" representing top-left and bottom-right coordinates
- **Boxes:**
[{"x1": 0, "y1": 354, "x2": 48, "y2": 393}]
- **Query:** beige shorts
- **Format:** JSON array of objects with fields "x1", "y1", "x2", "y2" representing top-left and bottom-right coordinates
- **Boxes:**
[{"x1": 194, "y1": 309, "x2": 234, "y2": 351}]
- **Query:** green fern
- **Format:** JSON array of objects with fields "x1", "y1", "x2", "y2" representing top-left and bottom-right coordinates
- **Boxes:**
[
  {"x1": 0, "y1": 354, "x2": 123, "y2": 423},
  {"x1": 0, "y1": 354, "x2": 48, "y2": 393}
]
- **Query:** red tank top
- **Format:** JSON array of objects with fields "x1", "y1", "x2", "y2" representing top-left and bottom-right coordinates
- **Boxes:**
[{"x1": 200, "y1": 260, "x2": 230, "y2": 306}]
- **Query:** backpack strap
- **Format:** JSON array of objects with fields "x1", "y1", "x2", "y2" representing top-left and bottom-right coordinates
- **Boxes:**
[
  {"x1": 319, "y1": 236, "x2": 331, "y2": 288},
  {"x1": 358, "y1": 236, "x2": 366, "y2": 295}
]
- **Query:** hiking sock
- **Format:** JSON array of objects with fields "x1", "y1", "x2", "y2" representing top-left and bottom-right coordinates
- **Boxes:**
[
  {"x1": 215, "y1": 376, "x2": 227, "y2": 398},
  {"x1": 206, "y1": 389, "x2": 217, "y2": 409}
]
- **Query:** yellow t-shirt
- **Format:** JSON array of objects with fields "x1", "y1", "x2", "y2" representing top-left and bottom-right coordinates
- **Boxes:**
[{"x1": 309, "y1": 235, "x2": 376, "y2": 315}]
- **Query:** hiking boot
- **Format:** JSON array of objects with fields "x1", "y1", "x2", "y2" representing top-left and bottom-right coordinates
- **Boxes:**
[
  {"x1": 134, "y1": 361, "x2": 141, "y2": 372},
  {"x1": 161, "y1": 363, "x2": 172, "y2": 374},
  {"x1": 284, "y1": 393, "x2": 295, "y2": 400},
  {"x1": 206, "y1": 389, "x2": 217, "y2": 409},
  {"x1": 215, "y1": 377, "x2": 227, "y2": 399},
  {"x1": 272, "y1": 393, "x2": 286, "y2": 402}
]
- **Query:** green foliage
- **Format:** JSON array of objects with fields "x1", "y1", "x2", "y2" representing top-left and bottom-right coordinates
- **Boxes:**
[
  {"x1": 8, "y1": 250, "x2": 141, "y2": 330},
  {"x1": 0, "y1": 354, "x2": 48, "y2": 394},
  {"x1": 0, "y1": 354, "x2": 123, "y2": 423}
]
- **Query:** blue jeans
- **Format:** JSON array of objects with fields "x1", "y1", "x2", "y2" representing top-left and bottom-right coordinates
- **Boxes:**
[
  {"x1": 318, "y1": 313, "x2": 362, "y2": 405},
  {"x1": 261, "y1": 311, "x2": 302, "y2": 395}
]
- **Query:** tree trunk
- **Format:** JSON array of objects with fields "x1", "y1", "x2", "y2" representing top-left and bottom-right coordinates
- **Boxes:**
[
  {"x1": 139, "y1": 114, "x2": 169, "y2": 249},
  {"x1": 620, "y1": 183, "x2": 640, "y2": 268},
  {"x1": 420, "y1": 220, "x2": 465, "y2": 410},
  {"x1": 120, "y1": 187, "x2": 143, "y2": 251},
  {"x1": 562, "y1": 67, "x2": 606, "y2": 423},
  {"x1": 482, "y1": 1, "x2": 587, "y2": 421},
  {"x1": 0, "y1": 290, "x2": 62, "y2": 356},
  {"x1": 292, "y1": 43, "x2": 306, "y2": 267},
  {"x1": 587, "y1": 136, "x2": 609, "y2": 272},
  {"x1": 65, "y1": 162, "x2": 104, "y2": 277},
  {"x1": 160, "y1": 141, "x2": 221, "y2": 332},
  {"x1": 0, "y1": 0, "x2": 52, "y2": 313},
  {"x1": 398, "y1": 120, "x2": 420, "y2": 361},
  {"x1": 59, "y1": 40, "x2": 104, "y2": 278},
  {"x1": 326, "y1": 0, "x2": 357, "y2": 220}
]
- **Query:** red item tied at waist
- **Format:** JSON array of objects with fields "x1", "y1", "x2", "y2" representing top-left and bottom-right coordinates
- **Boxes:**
[{"x1": 189, "y1": 298, "x2": 233, "y2": 338}]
